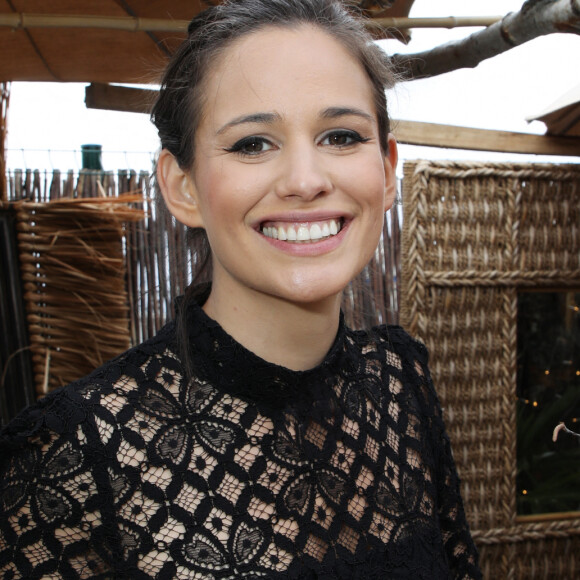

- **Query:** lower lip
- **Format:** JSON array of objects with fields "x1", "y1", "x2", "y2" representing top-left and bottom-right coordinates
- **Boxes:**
[{"x1": 258, "y1": 222, "x2": 349, "y2": 256}]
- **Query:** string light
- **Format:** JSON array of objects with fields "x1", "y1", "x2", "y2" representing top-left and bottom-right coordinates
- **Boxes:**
[{"x1": 516, "y1": 397, "x2": 580, "y2": 423}]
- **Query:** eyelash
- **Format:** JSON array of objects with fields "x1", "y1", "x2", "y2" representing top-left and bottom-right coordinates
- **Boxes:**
[
  {"x1": 225, "y1": 130, "x2": 370, "y2": 157},
  {"x1": 321, "y1": 130, "x2": 370, "y2": 147},
  {"x1": 225, "y1": 136, "x2": 272, "y2": 156}
]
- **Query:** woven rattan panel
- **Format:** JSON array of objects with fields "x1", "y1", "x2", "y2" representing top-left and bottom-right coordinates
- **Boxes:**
[
  {"x1": 401, "y1": 161, "x2": 580, "y2": 578},
  {"x1": 11, "y1": 196, "x2": 143, "y2": 396}
]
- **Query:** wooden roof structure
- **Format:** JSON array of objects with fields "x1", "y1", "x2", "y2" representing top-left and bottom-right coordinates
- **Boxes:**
[
  {"x1": 0, "y1": 0, "x2": 416, "y2": 84},
  {"x1": 0, "y1": 0, "x2": 579, "y2": 156},
  {"x1": 527, "y1": 84, "x2": 580, "y2": 138}
]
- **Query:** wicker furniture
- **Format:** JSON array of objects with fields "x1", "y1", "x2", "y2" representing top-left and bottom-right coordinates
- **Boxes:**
[{"x1": 401, "y1": 160, "x2": 580, "y2": 579}]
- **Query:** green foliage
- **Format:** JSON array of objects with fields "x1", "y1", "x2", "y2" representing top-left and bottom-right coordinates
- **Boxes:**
[{"x1": 516, "y1": 291, "x2": 580, "y2": 515}]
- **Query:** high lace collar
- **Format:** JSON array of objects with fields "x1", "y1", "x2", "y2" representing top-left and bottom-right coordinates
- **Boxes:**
[{"x1": 177, "y1": 295, "x2": 351, "y2": 410}]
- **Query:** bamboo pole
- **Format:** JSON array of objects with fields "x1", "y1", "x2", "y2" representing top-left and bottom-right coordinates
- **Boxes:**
[
  {"x1": 0, "y1": 82, "x2": 10, "y2": 203},
  {"x1": 368, "y1": 16, "x2": 501, "y2": 31},
  {"x1": 0, "y1": 13, "x2": 504, "y2": 33},
  {"x1": 0, "y1": 14, "x2": 190, "y2": 32}
]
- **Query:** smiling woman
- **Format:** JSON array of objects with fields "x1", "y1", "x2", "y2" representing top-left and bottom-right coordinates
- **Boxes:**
[
  {"x1": 0, "y1": 1, "x2": 481, "y2": 578},
  {"x1": 158, "y1": 25, "x2": 397, "y2": 366}
]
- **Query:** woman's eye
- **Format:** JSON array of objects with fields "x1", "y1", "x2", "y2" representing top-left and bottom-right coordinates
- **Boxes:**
[
  {"x1": 321, "y1": 131, "x2": 368, "y2": 147},
  {"x1": 227, "y1": 136, "x2": 273, "y2": 156}
]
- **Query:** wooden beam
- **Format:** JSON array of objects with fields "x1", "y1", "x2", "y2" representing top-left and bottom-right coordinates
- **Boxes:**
[
  {"x1": 85, "y1": 84, "x2": 580, "y2": 157},
  {"x1": 393, "y1": 120, "x2": 580, "y2": 157},
  {"x1": 85, "y1": 83, "x2": 155, "y2": 114}
]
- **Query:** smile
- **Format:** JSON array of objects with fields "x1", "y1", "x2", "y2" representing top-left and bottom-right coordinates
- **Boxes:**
[{"x1": 261, "y1": 218, "x2": 343, "y2": 243}]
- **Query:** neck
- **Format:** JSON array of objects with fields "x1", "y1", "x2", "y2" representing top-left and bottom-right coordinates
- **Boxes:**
[{"x1": 202, "y1": 284, "x2": 342, "y2": 372}]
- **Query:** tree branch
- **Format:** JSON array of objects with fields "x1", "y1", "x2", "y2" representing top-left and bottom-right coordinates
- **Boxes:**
[{"x1": 391, "y1": 0, "x2": 580, "y2": 81}]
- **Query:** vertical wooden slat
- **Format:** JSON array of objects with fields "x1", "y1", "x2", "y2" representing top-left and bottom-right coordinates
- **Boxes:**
[{"x1": 0, "y1": 82, "x2": 9, "y2": 203}]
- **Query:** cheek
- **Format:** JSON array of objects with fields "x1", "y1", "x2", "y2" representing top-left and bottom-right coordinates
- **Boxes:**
[
  {"x1": 355, "y1": 157, "x2": 388, "y2": 241},
  {"x1": 355, "y1": 157, "x2": 387, "y2": 209},
  {"x1": 202, "y1": 166, "x2": 266, "y2": 223}
]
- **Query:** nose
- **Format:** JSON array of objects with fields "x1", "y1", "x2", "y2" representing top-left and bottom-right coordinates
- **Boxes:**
[{"x1": 274, "y1": 144, "x2": 332, "y2": 201}]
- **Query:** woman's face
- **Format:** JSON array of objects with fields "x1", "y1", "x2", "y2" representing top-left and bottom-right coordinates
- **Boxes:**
[{"x1": 187, "y1": 24, "x2": 397, "y2": 306}]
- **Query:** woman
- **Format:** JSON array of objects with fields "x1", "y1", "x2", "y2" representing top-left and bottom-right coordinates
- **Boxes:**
[{"x1": 0, "y1": 0, "x2": 481, "y2": 578}]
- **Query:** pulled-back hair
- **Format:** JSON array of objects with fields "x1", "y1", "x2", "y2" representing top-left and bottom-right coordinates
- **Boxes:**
[{"x1": 150, "y1": 0, "x2": 396, "y2": 369}]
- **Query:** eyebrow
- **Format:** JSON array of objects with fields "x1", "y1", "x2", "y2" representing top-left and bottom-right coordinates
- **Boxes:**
[
  {"x1": 216, "y1": 112, "x2": 282, "y2": 135},
  {"x1": 321, "y1": 107, "x2": 374, "y2": 122},
  {"x1": 216, "y1": 106, "x2": 374, "y2": 135}
]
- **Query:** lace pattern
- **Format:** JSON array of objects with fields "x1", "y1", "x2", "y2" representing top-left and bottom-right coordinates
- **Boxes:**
[{"x1": 0, "y1": 302, "x2": 481, "y2": 579}]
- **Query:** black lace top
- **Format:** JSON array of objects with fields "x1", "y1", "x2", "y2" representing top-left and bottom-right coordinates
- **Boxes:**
[{"x1": 0, "y1": 301, "x2": 481, "y2": 579}]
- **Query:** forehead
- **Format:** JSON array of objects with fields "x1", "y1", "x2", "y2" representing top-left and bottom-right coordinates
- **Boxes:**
[{"x1": 199, "y1": 25, "x2": 375, "y2": 128}]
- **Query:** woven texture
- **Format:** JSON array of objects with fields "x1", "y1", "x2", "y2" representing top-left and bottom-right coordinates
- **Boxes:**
[
  {"x1": 401, "y1": 160, "x2": 580, "y2": 579},
  {"x1": 10, "y1": 195, "x2": 143, "y2": 396}
]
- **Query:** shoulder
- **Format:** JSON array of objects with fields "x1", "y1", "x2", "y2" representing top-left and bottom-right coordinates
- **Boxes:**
[
  {"x1": 345, "y1": 324, "x2": 439, "y2": 414},
  {"x1": 347, "y1": 324, "x2": 429, "y2": 366},
  {"x1": 0, "y1": 320, "x2": 179, "y2": 454}
]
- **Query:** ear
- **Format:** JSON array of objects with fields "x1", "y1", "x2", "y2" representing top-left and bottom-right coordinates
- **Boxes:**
[
  {"x1": 157, "y1": 149, "x2": 204, "y2": 228},
  {"x1": 383, "y1": 134, "x2": 398, "y2": 211}
]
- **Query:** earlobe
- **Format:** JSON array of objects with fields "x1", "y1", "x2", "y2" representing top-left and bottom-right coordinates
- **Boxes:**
[
  {"x1": 156, "y1": 149, "x2": 204, "y2": 228},
  {"x1": 383, "y1": 134, "x2": 398, "y2": 211}
]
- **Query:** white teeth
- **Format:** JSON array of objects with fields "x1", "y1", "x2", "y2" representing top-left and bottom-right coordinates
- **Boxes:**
[
  {"x1": 309, "y1": 223, "x2": 323, "y2": 240},
  {"x1": 262, "y1": 219, "x2": 342, "y2": 243},
  {"x1": 296, "y1": 226, "x2": 309, "y2": 241}
]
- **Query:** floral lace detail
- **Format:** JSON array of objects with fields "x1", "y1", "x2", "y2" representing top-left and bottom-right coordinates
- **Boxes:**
[{"x1": 0, "y1": 302, "x2": 481, "y2": 579}]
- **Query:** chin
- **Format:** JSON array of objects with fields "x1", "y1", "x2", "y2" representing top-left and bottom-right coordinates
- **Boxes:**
[{"x1": 273, "y1": 273, "x2": 352, "y2": 306}]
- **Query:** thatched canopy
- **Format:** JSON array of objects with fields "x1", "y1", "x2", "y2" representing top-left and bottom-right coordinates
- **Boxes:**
[{"x1": 0, "y1": 0, "x2": 415, "y2": 84}]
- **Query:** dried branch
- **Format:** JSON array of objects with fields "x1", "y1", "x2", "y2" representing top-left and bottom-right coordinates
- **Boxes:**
[
  {"x1": 391, "y1": 0, "x2": 580, "y2": 81},
  {"x1": 553, "y1": 422, "x2": 580, "y2": 442}
]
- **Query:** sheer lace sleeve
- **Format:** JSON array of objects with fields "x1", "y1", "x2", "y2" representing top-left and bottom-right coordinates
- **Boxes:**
[
  {"x1": 409, "y1": 339, "x2": 481, "y2": 579},
  {"x1": 0, "y1": 384, "x2": 117, "y2": 579}
]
